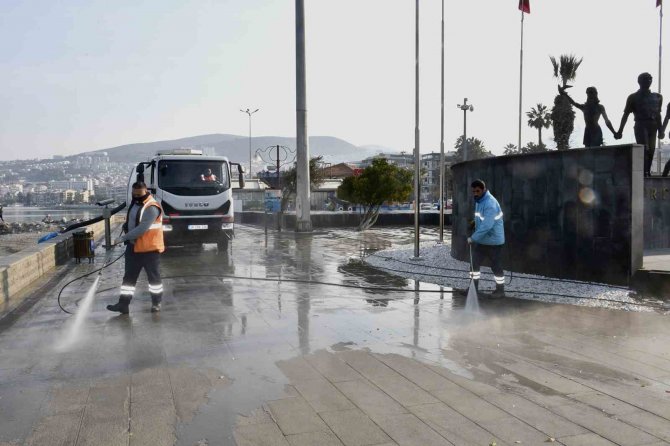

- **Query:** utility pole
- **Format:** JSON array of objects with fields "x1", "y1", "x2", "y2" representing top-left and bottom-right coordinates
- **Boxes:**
[
  {"x1": 295, "y1": 0, "x2": 312, "y2": 232},
  {"x1": 412, "y1": 0, "x2": 421, "y2": 259},
  {"x1": 240, "y1": 108, "x2": 259, "y2": 176},
  {"x1": 438, "y1": 0, "x2": 445, "y2": 244},
  {"x1": 458, "y1": 99, "x2": 474, "y2": 162}
]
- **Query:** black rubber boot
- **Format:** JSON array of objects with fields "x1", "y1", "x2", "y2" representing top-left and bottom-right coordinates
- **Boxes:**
[
  {"x1": 107, "y1": 297, "x2": 131, "y2": 314},
  {"x1": 491, "y1": 284, "x2": 505, "y2": 299},
  {"x1": 151, "y1": 296, "x2": 162, "y2": 313}
]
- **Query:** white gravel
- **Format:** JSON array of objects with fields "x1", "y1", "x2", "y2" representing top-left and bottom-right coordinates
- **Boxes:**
[{"x1": 364, "y1": 242, "x2": 665, "y2": 313}]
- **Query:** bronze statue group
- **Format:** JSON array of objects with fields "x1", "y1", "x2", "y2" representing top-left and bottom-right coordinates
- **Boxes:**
[{"x1": 564, "y1": 72, "x2": 670, "y2": 177}]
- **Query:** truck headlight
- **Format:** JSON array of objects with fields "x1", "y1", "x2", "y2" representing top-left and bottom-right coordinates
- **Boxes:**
[
  {"x1": 221, "y1": 223, "x2": 233, "y2": 230},
  {"x1": 163, "y1": 225, "x2": 173, "y2": 232}
]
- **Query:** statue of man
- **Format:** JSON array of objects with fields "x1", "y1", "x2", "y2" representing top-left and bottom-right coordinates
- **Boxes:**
[
  {"x1": 560, "y1": 86, "x2": 616, "y2": 147},
  {"x1": 614, "y1": 72, "x2": 663, "y2": 176}
]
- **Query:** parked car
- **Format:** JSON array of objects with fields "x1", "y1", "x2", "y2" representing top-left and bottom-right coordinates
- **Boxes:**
[{"x1": 419, "y1": 203, "x2": 433, "y2": 211}]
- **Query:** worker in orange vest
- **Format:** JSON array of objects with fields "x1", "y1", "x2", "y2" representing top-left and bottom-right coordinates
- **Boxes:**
[
  {"x1": 108, "y1": 181, "x2": 165, "y2": 314},
  {"x1": 201, "y1": 168, "x2": 218, "y2": 182}
]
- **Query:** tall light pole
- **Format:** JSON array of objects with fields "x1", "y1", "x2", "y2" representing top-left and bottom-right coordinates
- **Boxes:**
[
  {"x1": 295, "y1": 0, "x2": 312, "y2": 232},
  {"x1": 240, "y1": 108, "x2": 259, "y2": 176},
  {"x1": 412, "y1": 0, "x2": 421, "y2": 259},
  {"x1": 457, "y1": 99, "x2": 474, "y2": 162},
  {"x1": 438, "y1": 0, "x2": 446, "y2": 244}
]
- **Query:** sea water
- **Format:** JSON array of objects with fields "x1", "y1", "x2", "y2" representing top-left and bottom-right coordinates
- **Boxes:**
[
  {"x1": 56, "y1": 275, "x2": 101, "y2": 350},
  {"x1": 464, "y1": 280, "x2": 480, "y2": 313}
]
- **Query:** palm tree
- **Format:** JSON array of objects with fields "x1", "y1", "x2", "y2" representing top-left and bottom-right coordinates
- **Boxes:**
[
  {"x1": 526, "y1": 104, "x2": 552, "y2": 146},
  {"x1": 550, "y1": 55, "x2": 583, "y2": 150}
]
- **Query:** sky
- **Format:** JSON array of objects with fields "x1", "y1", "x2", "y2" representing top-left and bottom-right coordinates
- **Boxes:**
[{"x1": 0, "y1": 0, "x2": 667, "y2": 161}]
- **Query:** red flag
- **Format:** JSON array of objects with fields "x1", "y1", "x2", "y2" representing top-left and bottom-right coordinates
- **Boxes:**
[{"x1": 519, "y1": 0, "x2": 530, "y2": 13}]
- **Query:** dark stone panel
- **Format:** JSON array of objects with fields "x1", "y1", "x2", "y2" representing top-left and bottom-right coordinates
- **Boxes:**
[
  {"x1": 451, "y1": 144, "x2": 644, "y2": 285},
  {"x1": 643, "y1": 177, "x2": 670, "y2": 250}
]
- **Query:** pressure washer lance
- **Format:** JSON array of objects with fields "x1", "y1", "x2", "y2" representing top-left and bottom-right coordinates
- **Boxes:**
[{"x1": 57, "y1": 236, "x2": 126, "y2": 315}]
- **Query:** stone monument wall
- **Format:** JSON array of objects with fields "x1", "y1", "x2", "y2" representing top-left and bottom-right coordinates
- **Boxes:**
[
  {"x1": 644, "y1": 177, "x2": 670, "y2": 250},
  {"x1": 451, "y1": 144, "x2": 644, "y2": 286}
]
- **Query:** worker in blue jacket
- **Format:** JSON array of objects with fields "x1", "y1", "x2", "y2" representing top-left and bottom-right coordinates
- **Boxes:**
[{"x1": 467, "y1": 179, "x2": 506, "y2": 298}]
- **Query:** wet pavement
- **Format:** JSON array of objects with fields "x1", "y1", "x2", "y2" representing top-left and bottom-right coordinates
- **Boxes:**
[{"x1": 0, "y1": 225, "x2": 669, "y2": 446}]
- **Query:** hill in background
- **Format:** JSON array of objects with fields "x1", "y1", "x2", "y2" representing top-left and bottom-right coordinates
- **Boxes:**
[{"x1": 81, "y1": 134, "x2": 392, "y2": 164}]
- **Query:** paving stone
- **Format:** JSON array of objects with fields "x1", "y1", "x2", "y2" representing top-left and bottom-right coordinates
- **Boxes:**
[
  {"x1": 374, "y1": 354, "x2": 453, "y2": 392},
  {"x1": 267, "y1": 397, "x2": 329, "y2": 435},
  {"x1": 131, "y1": 367, "x2": 173, "y2": 404},
  {"x1": 234, "y1": 422, "x2": 291, "y2": 446},
  {"x1": 294, "y1": 379, "x2": 356, "y2": 413},
  {"x1": 569, "y1": 391, "x2": 641, "y2": 417},
  {"x1": 551, "y1": 402, "x2": 659, "y2": 445},
  {"x1": 361, "y1": 373, "x2": 438, "y2": 407},
  {"x1": 24, "y1": 410, "x2": 83, "y2": 446},
  {"x1": 286, "y1": 431, "x2": 344, "y2": 446},
  {"x1": 432, "y1": 386, "x2": 508, "y2": 423},
  {"x1": 334, "y1": 380, "x2": 407, "y2": 418},
  {"x1": 373, "y1": 413, "x2": 453, "y2": 446},
  {"x1": 558, "y1": 433, "x2": 618, "y2": 446},
  {"x1": 480, "y1": 415, "x2": 559, "y2": 446},
  {"x1": 617, "y1": 410, "x2": 670, "y2": 442},
  {"x1": 320, "y1": 408, "x2": 392, "y2": 446},
  {"x1": 236, "y1": 408, "x2": 275, "y2": 426},
  {"x1": 277, "y1": 357, "x2": 324, "y2": 382},
  {"x1": 484, "y1": 393, "x2": 588, "y2": 437},
  {"x1": 496, "y1": 360, "x2": 591, "y2": 395},
  {"x1": 129, "y1": 402, "x2": 176, "y2": 446},
  {"x1": 409, "y1": 402, "x2": 505, "y2": 446},
  {"x1": 339, "y1": 350, "x2": 397, "y2": 379},
  {"x1": 305, "y1": 351, "x2": 363, "y2": 382}
]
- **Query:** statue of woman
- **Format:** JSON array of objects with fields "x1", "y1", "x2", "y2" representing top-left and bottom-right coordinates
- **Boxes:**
[{"x1": 560, "y1": 86, "x2": 616, "y2": 147}]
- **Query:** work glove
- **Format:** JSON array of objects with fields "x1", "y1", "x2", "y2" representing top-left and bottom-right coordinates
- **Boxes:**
[
  {"x1": 113, "y1": 237, "x2": 125, "y2": 246},
  {"x1": 467, "y1": 237, "x2": 473, "y2": 245}
]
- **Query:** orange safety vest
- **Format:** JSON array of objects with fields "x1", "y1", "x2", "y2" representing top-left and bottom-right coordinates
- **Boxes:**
[{"x1": 130, "y1": 195, "x2": 165, "y2": 253}]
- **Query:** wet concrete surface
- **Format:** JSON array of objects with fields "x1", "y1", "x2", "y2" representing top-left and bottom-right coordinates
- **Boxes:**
[{"x1": 0, "y1": 225, "x2": 669, "y2": 445}]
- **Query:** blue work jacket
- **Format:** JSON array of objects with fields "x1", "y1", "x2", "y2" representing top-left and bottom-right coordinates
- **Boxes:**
[{"x1": 472, "y1": 191, "x2": 505, "y2": 246}]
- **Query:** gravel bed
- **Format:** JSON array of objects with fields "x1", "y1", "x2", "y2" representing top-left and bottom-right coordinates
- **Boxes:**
[{"x1": 364, "y1": 243, "x2": 665, "y2": 313}]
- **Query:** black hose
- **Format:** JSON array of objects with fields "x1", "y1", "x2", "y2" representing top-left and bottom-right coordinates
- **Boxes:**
[{"x1": 60, "y1": 202, "x2": 126, "y2": 233}]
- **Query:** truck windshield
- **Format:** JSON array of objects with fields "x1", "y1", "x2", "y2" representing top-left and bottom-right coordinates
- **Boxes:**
[{"x1": 157, "y1": 160, "x2": 230, "y2": 196}]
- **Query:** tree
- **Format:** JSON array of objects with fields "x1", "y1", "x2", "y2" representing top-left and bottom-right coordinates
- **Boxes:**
[
  {"x1": 454, "y1": 136, "x2": 493, "y2": 161},
  {"x1": 281, "y1": 156, "x2": 326, "y2": 211},
  {"x1": 527, "y1": 103, "x2": 552, "y2": 146},
  {"x1": 550, "y1": 54, "x2": 583, "y2": 150},
  {"x1": 503, "y1": 144, "x2": 519, "y2": 155},
  {"x1": 522, "y1": 142, "x2": 549, "y2": 153},
  {"x1": 337, "y1": 158, "x2": 413, "y2": 231}
]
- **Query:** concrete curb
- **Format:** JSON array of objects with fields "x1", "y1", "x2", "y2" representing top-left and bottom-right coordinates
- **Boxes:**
[{"x1": 0, "y1": 217, "x2": 121, "y2": 315}]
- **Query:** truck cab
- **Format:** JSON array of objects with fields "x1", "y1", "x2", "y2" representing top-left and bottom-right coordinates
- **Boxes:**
[{"x1": 128, "y1": 148, "x2": 245, "y2": 250}]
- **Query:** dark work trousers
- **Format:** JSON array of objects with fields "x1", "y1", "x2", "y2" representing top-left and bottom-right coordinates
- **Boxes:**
[
  {"x1": 634, "y1": 121, "x2": 658, "y2": 176},
  {"x1": 120, "y1": 244, "x2": 163, "y2": 303},
  {"x1": 470, "y1": 244, "x2": 505, "y2": 287}
]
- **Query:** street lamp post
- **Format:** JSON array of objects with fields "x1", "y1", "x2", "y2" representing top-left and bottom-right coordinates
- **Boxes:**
[
  {"x1": 439, "y1": 0, "x2": 446, "y2": 244},
  {"x1": 457, "y1": 99, "x2": 474, "y2": 162},
  {"x1": 240, "y1": 108, "x2": 259, "y2": 177},
  {"x1": 412, "y1": 0, "x2": 421, "y2": 260}
]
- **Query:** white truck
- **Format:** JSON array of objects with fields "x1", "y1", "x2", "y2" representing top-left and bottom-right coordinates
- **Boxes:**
[{"x1": 127, "y1": 148, "x2": 245, "y2": 250}]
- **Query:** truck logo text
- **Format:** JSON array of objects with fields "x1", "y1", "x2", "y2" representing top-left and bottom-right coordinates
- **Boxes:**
[{"x1": 185, "y1": 202, "x2": 210, "y2": 208}]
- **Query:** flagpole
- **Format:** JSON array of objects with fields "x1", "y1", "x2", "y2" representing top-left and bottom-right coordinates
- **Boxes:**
[
  {"x1": 518, "y1": 10, "x2": 525, "y2": 151},
  {"x1": 658, "y1": 2, "x2": 664, "y2": 174}
]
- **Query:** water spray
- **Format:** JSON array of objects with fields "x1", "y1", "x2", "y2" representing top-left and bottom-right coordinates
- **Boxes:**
[{"x1": 465, "y1": 242, "x2": 480, "y2": 313}]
